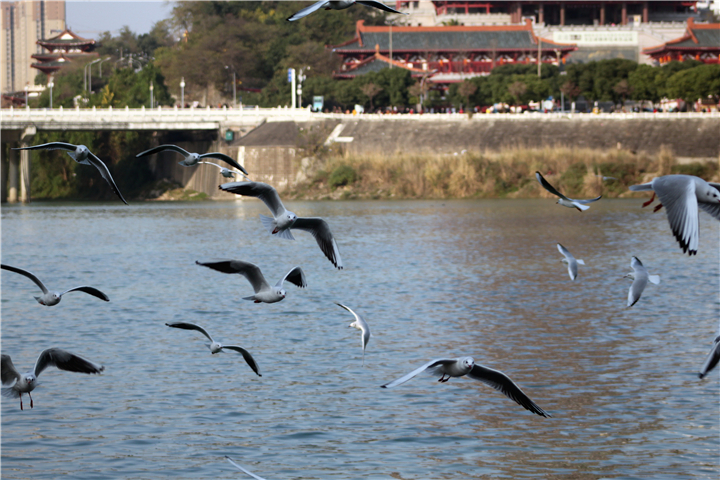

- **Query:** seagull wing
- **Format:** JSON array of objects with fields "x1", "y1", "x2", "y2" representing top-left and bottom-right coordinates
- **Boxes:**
[
  {"x1": 199, "y1": 153, "x2": 248, "y2": 175},
  {"x1": 196, "y1": 260, "x2": 270, "y2": 293},
  {"x1": 33, "y1": 348, "x2": 104, "y2": 378},
  {"x1": 58, "y1": 286, "x2": 110, "y2": 301},
  {"x1": 198, "y1": 161, "x2": 223, "y2": 169},
  {"x1": 291, "y1": 217, "x2": 343, "y2": 269},
  {"x1": 222, "y1": 346, "x2": 262, "y2": 377},
  {"x1": 1, "y1": 264, "x2": 49, "y2": 294},
  {"x1": 556, "y1": 243, "x2": 573, "y2": 261},
  {"x1": 381, "y1": 358, "x2": 456, "y2": 388},
  {"x1": 357, "y1": 0, "x2": 408, "y2": 14},
  {"x1": 225, "y1": 457, "x2": 268, "y2": 480},
  {"x1": 88, "y1": 152, "x2": 128, "y2": 204},
  {"x1": 13, "y1": 142, "x2": 78, "y2": 152},
  {"x1": 467, "y1": 364, "x2": 552, "y2": 418},
  {"x1": 165, "y1": 322, "x2": 215, "y2": 343},
  {"x1": 573, "y1": 195, "x2": 603, "y2": 204},
  {"x1": 276, "y1": 266, "x2": 307, "y2": 289},
  {"x1": 535, "y1": 171, "x2": 568, "y2": 200},
  {"x1": 1, "y1": 355, "x2": 21, "y2": 386},
  {"x1": 218, "y1": 181, "x2": 286, "y2": 217},
  {"x1": 135, "y1": 144, "x2": 190, "y2": 158},
  {"x1": 653, "y1": 176, "x2": 699, "y2": 255},
  {"x1": 699, "y1": 335, "x2": 720, "y2": 379},
  {"x1": 287, "y1": 0, "x2": 329, "y2": 21},
  {"x1": 628, "y1": 275, "x2": 648, "y2": 307}
]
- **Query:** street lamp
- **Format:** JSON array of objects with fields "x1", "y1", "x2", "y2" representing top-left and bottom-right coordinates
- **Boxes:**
[
  {"x1": 297, "y1": 67, "x2": 309, "y2": 109},
  {"x1": 225, "y1": 65, "x2": 236, "y2": 108},
  {"x1": 98, "y1": 56, "x2": 111, "y2": 78},
  {"x1": 48, "y1": 79, "x2": 54, "y2": 109},
  {"x1": 149, "y1": 81, "x2": 154, "y2": 108},
  {"x1": 85, "y1": 58, "x2": 102, "y2": 96},
  {"x1": 180, "y1": 77, "x2": 185, "y2": 107},
  {"x1": 24, "y1": 84, "x2": 28, "y2": 107}
]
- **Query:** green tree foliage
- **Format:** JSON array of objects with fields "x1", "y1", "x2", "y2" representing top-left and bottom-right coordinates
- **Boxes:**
[{"x1": 665, "y1": 64, "x2": 720, "y2": 103}]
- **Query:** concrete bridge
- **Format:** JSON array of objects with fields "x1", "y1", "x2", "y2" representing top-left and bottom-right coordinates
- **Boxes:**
[{"x1": 2, "y1": 107, "x2": 718, "y2": 203}]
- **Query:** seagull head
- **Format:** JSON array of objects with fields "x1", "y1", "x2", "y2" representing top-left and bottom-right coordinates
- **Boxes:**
[
  {"x1": 25, "y1": 375, "x2": 35, "y2": 386},
  {"x1": 461, "y1": 357, "x2": 475, "y2": 371},
  {"x1": 286, "y1": 212, "x2": 297, "y2": 223},
  {"x1": 276, "y1": 288, "x2": 286, "y2": 299},
  {"x1": 703, "y1": 188, "x2": 720, "y2": 204}
]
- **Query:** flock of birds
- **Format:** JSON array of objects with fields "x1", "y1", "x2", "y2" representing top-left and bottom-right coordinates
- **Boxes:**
[{"x1": 5, "y1": 142, "x2": 720, "y2": 477}]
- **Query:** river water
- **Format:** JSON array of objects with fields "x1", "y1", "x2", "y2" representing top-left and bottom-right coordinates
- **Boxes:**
[{"x1": 2, "y1": 199, "x2": 718, "y2": 479}]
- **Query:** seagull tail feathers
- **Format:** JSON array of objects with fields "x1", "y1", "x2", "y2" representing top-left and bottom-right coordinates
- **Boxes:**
[
  {"x1": 259, "y1": 214, "x2": 276, "y2": 234},
  {"x1": 629, "y1": 183, "x2": 653, "y2": 191}
]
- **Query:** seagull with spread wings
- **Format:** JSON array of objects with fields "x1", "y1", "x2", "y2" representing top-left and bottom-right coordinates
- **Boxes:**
[
  {"x1": 556, "y1": 243, "x2": 585, "y2": 281},
  {"x1": 12, "y1": 143, "x2": 127, "y2": 204},
  {"x1": 196, "y1": 259, "x2": 307, "y2": 304},
  {"x1": 535, "y1": 171, "x2": 602, "y2": 211},
  {"x1": 287, "y1": 0, "x2": 407, "y2": 21},
  {"x1": 623, "y1": 256, "x2": 660, "y2": 308},
  {"x1": 165, "y1": 322, "x2": 261, "y2": 376},
  {"x1": 336, "y1": 303, "x2": 371, "y2": 366},
  {"x1": 629, "y1": 175, "x2": 720, "y2": 255},
  {"x1": 381, "y1": 356, "x2": 552, "y2": 417},
  {"x1": 2, "y1": 348, "x2": 104, "y2": 410},
  {"x1": 1, "y1": 264, "x2": 109, "y2": 306},
  {"x1": 219, "y1": 181, "x2": 343, "y2": 269},
  {"x1": 136, "y1": 144, "x2": 249, "y2": 175}
]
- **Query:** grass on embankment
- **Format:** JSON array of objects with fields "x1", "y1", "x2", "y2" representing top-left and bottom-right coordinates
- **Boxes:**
[{"x1": 287, "y1": 146, "x2": 720, "y2": 201}]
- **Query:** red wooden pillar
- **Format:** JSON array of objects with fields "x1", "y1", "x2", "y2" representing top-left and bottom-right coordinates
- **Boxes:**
[
  {"x1": 621, "y1": 2, "x2": 627, "y2": 25},
  {"x1": 560, "y1": 2, "x2": 565, "y2": 26},
  {"x1": 642, "y1": 1, "x2": 648, "y2": 23},
  {"x1": 600, "y1": 4, "x2": 605, "y2": 25},
  {"x1": 538, "y1": 3, "x2": 544, "y2": 24}
]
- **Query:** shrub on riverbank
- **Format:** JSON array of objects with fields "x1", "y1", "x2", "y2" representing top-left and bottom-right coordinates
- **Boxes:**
[{"x1": 288, "y1": 146, "x2": 719, "y2": 200}]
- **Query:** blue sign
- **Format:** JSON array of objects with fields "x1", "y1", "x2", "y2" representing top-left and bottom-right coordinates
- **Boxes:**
[{"x1": 287, "y1": 68, "x2": 294, "y2": 83}]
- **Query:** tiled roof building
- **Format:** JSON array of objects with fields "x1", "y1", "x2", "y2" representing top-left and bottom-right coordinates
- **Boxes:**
[
  {"x1": 643, "y1": 18, "x2": 720, "y2": 64},
  {"x1": 31, "y1": 28, "x2": 98, "y2": 78}
]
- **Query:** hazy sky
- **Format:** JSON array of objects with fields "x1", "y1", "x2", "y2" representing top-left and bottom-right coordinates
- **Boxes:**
[{"x1": 66, "y1": 1, "x2": 174, "y2": 38}]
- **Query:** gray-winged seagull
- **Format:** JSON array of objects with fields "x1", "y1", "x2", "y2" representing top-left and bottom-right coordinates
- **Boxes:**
[
  {"x1": 623, "y1": 256, "x2": 660, "y2": 308},
  {"x1": 699, "y1": 333, "x2": 720, "y2": 380},
  {"x1": 1, "y1": 264, "x2": 109, "y2": 306},
  {"x1": 536, "y1": 171, "x2": 601, "y2": 211},
  {"x1": 381, "y1": 356, "x2": 552, "y2": 417},
  {"x1": 557, "y1": 243, "x2": 585, "y2": 281},
  {"x1": 136, "y1": 144, "x2": 249, "y2": 175},
  {"x1": 287, "y1": 0, "x2": 407, "y2": 21},
  {"x1": 336, "y1": 303, "x2": 371, "y2": 366}
]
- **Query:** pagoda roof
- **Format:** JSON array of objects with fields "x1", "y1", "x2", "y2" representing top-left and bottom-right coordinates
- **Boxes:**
[
  {"x1": 335, "y1": 48, "x2": 435, "y2": 78},
  {"x1": 31, "y1": 52, "x2": 98, "y2": 62},
  {"x1": 330, "y1": 20, "x2": 576, "y2": 54},
  {"x1": 37, "y1": 28, "x2": 96, "y2": 47},
  {"x1": 643, "y1": 18, "x2": 720, "y2": 55}
]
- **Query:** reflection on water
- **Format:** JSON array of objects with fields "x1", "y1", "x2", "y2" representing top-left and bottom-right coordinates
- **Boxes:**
[{"x1": 1, "y1": 199, "x2": 718, "y2": 479}]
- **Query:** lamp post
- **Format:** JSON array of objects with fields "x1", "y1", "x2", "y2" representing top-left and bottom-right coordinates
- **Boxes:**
[
  {"x1": 24, "y1": 84, "x2": 28, "y2": 107},
  {"x1": 225, "y1": 65, "x2": 236, "y2": 108},
  {"x1": 180, "y1": 77, "x2": 185, "y2": 107},
  {"x1": 85, "y1": 58, "x2": 102, "y2": 96},
  {"x1": 98, "y1": 56, "x2": 111, "y2": 78},
  {"x1": 48, "y1": 79, "x2": 54, "y2": 109},
  {"x1": 297, "y1": 67, "x2": 309, "y2": 109},
  {"x1": 149, "y1": 82, "x2": 154, "y2": 108}
]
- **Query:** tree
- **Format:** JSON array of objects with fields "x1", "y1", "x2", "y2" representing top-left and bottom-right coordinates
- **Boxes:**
[
  {"x1": 560, "y1": 81, "x2": 581, "y2": 101},
  {"x1": 613, "y1": 79, "x2": 633, "y2": 106},
  {"x1": 360, "y1": 82, "x2": 383, "y2": 111},
  {"x1": 507, "y1": 80, "x2": 527, "y2": 108},
  {"x1": 457, "y1": 80, "x2": 477, "y2": 109},
  {"x1": 629, "y1": 64, "x2": 659, "y2": 102}
]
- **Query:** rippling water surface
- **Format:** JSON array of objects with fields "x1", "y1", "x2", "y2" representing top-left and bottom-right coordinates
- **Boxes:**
[{"x1": 2, "y1": 199, "x2": 719, "y2": 479}]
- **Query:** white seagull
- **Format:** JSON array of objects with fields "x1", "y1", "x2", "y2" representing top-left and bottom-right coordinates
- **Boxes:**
[
  {"x1": 165, "y1": 322, "x2": 261, "y2": 376},
  {"x1": 196, "y1": 259, "x2": 307, "y2": 304},
  {"x1": 136, "y1": 144, "x2": 249, "y2": 175},
  {"x1": 623, "y1": 256, "x2": 660, "y2": 308},
  {"x1": 219, "y1": 181, "x2": 343, "y2": 269},
  {"x1": 336, "y1": 303, "x2": 371, "y2": 366},
  {"x1": 535, "y1": 171, "x2": 602, "y2": 211},
  {"x1": 12, "y1": 142, "x2": 127, "y2": 204},
  {"x1": 287, "y1": 0, "x2": 407, "y2": 21},
  {"x1": 198, "y1": 161, "x2": 247, "y2": 179},
  {"x1": 1, "y1": 264, "x2": 109, "y2": 306},
  {"x1": 225, "y1": 457, "x2": 268, "y2": 480},
  {"x1": 629, "y1": 175, "x2": 720, "y2": 255},
  {"x1": 1, "y1": 348, "x2": 104, "y2": 410},
  {"x1": 699, "y1": 334, "x2": 720, "y2": 380},
  {"x1": 557, "y1": 243, "x2": 585, "y2": 281},
  {"x1": 381, "y1": 356, "x2": 552, "y2": 418}
]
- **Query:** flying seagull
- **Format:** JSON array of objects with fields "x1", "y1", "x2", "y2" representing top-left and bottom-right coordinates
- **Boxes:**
[
  {"x1": 629, "y1": 175, "x2": 720, "y2": 255},
  {"x1": 381, "y1": 356, "x2": 552, "y2": 418},
  {"x1": 698, "y1": 334, "x2": 720, "y2": 380},
  {"x1": 1, "y1": 348, "x2": 104, "y2": 410},
  {"x1": 623, "y1": 256, "x2": 660, "y2": 308},
  {"x1": 165, "y1": 322, "x2": 261, "y2": 376},
  {"x1": 1, "y1": 264, "x2": 109, "y2": 306},
  {"x1": 557, "y1": 243, "x2": 585, "y2": 281},
  {"x1": 287, "y1": 0, "x2": 407, "y2": 22},
  {"x1": 336, "y1": 303, "x2": 371, "y2": 366},
  {"x1": 12, "y1": 142, "x2": 127, "y2": 204},
  {"x1": 219, "y1": 181, "x2": 343, "y2": 269},
  {"x1": 198, "y1": 161, "x2": 247, "y2": 179},
  {"x1": 135, "y1": 145, "x2": 249, "y2": 175},
  {"x1": 535, "y1": 171, "x2": 602, "y2": 211},
  {"x1": 225, "y1": 457, "x2": 268, "y2": 480},
  {"x1": 196, "y1": 259, "x2": 307, "y2": 304}
]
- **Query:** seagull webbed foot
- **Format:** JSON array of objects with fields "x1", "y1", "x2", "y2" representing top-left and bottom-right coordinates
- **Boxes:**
[
  {"x1": 642, "y1": 192, "x2": 656, "y2": 208},
  {"x1": 653, "y1": 203, "x2": 663, "y2": 213}
]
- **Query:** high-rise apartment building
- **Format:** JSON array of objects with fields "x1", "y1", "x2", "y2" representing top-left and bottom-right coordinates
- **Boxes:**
[{"x1": 1, "y1": 0, "x2": 65, "y2": 94}]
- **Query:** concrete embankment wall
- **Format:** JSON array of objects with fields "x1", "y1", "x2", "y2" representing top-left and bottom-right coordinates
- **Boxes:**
[
  {"x1": 333, "y1": 116, "x2": 720, "y2": 159},
  {"x1": 153, "y1": 116, "x2": 719, "y2": 199}
]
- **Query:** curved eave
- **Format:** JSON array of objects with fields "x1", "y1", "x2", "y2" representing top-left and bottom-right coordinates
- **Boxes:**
[
  {"x1": 336, "y1": 47, "x2": 576, "y2": 54},
  {"x1": 643, "y1": 45, "x2": 720, "y2": 54}
]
